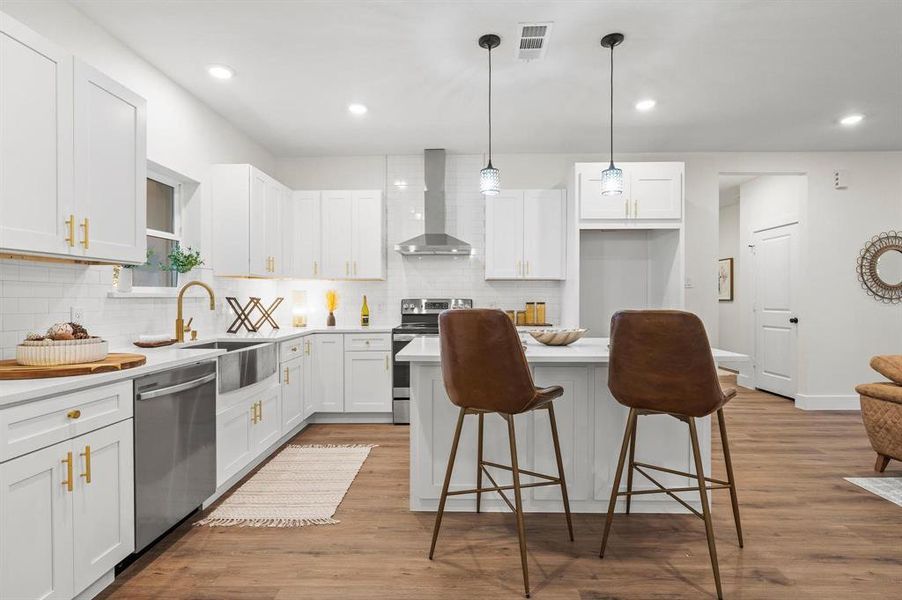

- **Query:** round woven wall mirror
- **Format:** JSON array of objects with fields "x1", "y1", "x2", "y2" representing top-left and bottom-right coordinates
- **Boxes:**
[{"x1": 857, "y1": 231, "x2": 902, "y2": 303}]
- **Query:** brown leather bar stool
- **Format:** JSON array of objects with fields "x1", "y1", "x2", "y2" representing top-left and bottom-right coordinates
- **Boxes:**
[
  {"x1": 429, "y1": 308, "x2": 574, "y2": 598},
  {"x1": 599, "y1": 310, "x2": 744, "y2": 600}
]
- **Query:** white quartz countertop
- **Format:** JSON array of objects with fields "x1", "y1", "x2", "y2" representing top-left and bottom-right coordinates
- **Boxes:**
[
  {"x1": 395, "y1": 336, "x2": 750, "y2": 365},
  {"x1": 0, "y1": 325, "x2": 396, "y2": 408},
  {"x1": 0, "y1": 346, "x2": 227, "y2": 408}
]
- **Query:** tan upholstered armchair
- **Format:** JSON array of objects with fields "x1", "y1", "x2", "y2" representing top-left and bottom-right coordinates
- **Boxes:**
[{"x1": 856, "y1": 356, "x2": 902, "y2": 472}]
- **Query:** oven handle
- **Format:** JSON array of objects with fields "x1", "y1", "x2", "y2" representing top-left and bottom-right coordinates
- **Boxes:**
[
  {"x1": 137, "y1": 373, "x2": 216, "y2": 401},
  {"x1": 393, "y1": 334, "x2": 418, "y2": 342}
]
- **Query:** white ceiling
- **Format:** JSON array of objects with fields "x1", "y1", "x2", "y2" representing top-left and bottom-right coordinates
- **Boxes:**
[{"x1": 72, "y1": 0, "x2": 902, "y2": 157}]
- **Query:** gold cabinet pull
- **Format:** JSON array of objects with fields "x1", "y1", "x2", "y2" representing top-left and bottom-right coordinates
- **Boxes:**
[
  {"x1": 67, "y1": 409, "x2": 81, "y2": 420},
  {"x1": 625, "y1": 198, "x2": 629, "y2": 218},
  {"x1": 62, "y1": 452, "x2": 73, "y2": 492},
  {"x1": 257, "y1": 400, "x2": 263, "y2": 422},
  {"x1": 284, "y1": 367, "x2": 290, "y2": 384},
  {"x1": 634, "y1": 199, "x2": 639, "y2": 218},
  {"x1": 290, "y1": 345, "x2": 298, "y2": 352},
  {"x1": 313, "y1": 261, "x2": 318, "y2": 276},
  {"x1": 385, "y1": 355, "x2": 389, "y2": 370},
  {"x1": 305, "y1": 340, "x2": 311, "y2": 355},
  {"x1": 80, "y1": 217, "x2": 89, "y2": 249},
  {"x1": 65, "y1": 215, "x2": 75, "y2": 247},
  {"x1": 80, "y1": 445, "x2": 91, "y2": 484},
  {"x1": 251, "y1": 403, "x2": 258, "y2": 424},
  {"x1": 345, "y1": 261, "x2": 350, "y2": 276},
  {"x1": 526, "y1": 261, "x2": 530, "y2": 276},
  {"x1": 353, "y1": 260, "x2": 357, "y2": 275},
  {"x1": 517, "y1": 260, "x2": 522, "y2": 276}
]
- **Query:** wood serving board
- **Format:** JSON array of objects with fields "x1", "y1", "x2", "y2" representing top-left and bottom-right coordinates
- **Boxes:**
[
  {"x1": 0, "y1": 353, "x2": 147, "y2": 380},
  {"x1": 133, "y1": 339, "x2": 177, "y2": 348}
]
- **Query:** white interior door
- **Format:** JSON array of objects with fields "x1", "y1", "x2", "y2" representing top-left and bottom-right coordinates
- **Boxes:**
[
  {"x1": 73, "y1": 60, "x2": 146, "y2": 263},
  {"x1": 523, "y1": 189, "x2": 565, "y2": 279},
  {"x1": 0, "y1": 15, "x2": 74, "y2": 256},
  {"x1": 485, "y1": 191, "x2": 524, "y2": 278},
  {"x1": 753, "y1": 223, "x2": 799, "y2": 398}
]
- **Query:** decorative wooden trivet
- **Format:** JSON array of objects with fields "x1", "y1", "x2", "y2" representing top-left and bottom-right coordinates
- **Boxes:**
[{"x1": 225, "y1": 296, "x2": 284, "y2": 333}]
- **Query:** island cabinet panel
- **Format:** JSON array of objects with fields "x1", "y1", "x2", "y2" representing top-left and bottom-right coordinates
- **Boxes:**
[
  {"x1": 531, "y1": 366, "x2": 592, "y2": 504},
  {"x1": 409, "y1": 361, "x2": 711, "y2": 514}
]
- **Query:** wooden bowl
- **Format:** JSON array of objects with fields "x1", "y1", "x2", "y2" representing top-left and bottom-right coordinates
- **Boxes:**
[{"x1": 528, "y1": 328, "x2": 588, "y2": 346}]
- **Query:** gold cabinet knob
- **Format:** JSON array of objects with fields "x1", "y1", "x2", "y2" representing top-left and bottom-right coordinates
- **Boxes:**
[{"x1": 67, "y1": 409, "x2": 81, "y2": 419}]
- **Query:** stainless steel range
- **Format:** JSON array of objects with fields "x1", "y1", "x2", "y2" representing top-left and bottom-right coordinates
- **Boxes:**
[{"x1": 392, "y1": 298, "x2": 472, "y2": 423}]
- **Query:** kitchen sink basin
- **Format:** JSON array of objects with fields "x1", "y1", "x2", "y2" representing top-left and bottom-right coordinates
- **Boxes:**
[
  {"x1": 188, "y1": 340, "x2": 266, "y2": 352},
  {"x1": 186, "y1": 340, "x2": 276, "y2": 394}
]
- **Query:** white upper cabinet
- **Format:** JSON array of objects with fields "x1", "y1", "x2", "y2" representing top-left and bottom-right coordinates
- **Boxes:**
[
  {"x1": 576, "y1": 163, "x2": 631, "y2": 220},
  {"x1": 485, "y1": 189, "x2": 565, "y2": 280},
  {"x1": 289, "y1": 191, "x2": 322, "y2": 279},
  {"x1": 0, "y1": 13, "x2": 147, "y2": 264},
  {"x1": 351, "y1": 190, "x2": 384, "y2": 279},
  {"x1": 0, "y1": 13, "x2": 73, "y2": 257},
  {"x1": 320, "y1": 190, "x2": 354, "y2": 279},
  {"x1": 212, "y1": 164, "x2": 288, "y2": 277},
  {"x1": 577, "y1": 162, "x2": 683, "y2": 228},
  {"x1": 72, "y1": 60, "x2": 147, "y2": 263}
]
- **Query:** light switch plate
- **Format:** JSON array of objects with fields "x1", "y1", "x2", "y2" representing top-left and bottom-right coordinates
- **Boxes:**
[{"x1": 833, "y1": 170, "x2": 848, "y2": 189}]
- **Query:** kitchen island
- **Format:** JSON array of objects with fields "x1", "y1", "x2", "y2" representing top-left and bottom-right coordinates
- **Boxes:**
[{"x1": 396, "y1": 336, "x2": 749, "y2": 514}]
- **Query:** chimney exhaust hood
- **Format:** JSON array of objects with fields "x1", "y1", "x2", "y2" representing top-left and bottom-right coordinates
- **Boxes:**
[{"x1": 394, "y1": 149, "x2": 473, "y2": 256}]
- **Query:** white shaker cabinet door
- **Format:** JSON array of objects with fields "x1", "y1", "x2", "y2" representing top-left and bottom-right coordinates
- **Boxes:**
[
  {"x1": 265, "y1": 178, "x2": 284, "y2": 276},
  {"x1": 73, "y1": 60, "x2": 146, "y2": 263},
  {"x1": 252, "y1": 383, "x2": 283, "y2": 454},
  {"x1": 282, "y1": 357, "x2": 304, "y2": 431},
  {"x1": 484, "y1": 191, "x2": 525, "y2": 279},
  {"x1": 71, "y1": 420, "x2": 134, "y2": 595},
  {"x1": 523, "y1": 189, "x2": 566, "y2": 280},
  {"x1": 0, "y1": 14, "x2": 74, "y2": 256},
  {"x1": 0, "y1": 439, "x2": 74, "y2": 600},
  {"x1": 320, "y1": 191, "x2": 353, "y2": 279},
  {"x1": 312, "y1": 334, "x2": 345, "y2": 412},
  {"x1": 630, "y1": 162, "x2": 682, "y2": 220},
  {"x1": 248, "y1": 168, "x2": 270, "y2": 277},
  {"x1": 291, "y1": 191, "x2": 322, "y2": 279},
  {"x1": 577, "y1": 163, "x2": 631, "y2": 220},
  {"x1": 216, "y1": 398, "x2": 255, "y2": 486},
  {"x1": 344, "y1": 351, "x2": 391, "y2": 413},
  {"x1": 351, "y1": 190, "x2": 384, "y2": 279}
]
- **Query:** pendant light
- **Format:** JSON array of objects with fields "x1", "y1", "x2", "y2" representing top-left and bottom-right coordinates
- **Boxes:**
[
  {"x1": 478, "y1": 34, "x2": 501, "y2": 195},
  {"x1": 600, "y1": 33, "x2": 624, "y2": 196}
]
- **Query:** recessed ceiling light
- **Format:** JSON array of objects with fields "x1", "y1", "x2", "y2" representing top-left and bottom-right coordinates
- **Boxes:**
[
  {"x1": 839, "y1": 113, "x2": 864, "y2": 126},
  {"x1": 635, "y1": 99, "x2": 656, "y2": 111},
  {"x1": 348, "y1": 103, "x2": 368, "y2": 116},
  {"x1": 207, "y1": 64, "x2": 234, "y2": 80}
]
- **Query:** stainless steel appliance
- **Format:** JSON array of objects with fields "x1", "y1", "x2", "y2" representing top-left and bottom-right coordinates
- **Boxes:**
[
  {"x1": 187, "y1": 340, "x2": 277, "y2": 393},
  {"x1": 133, "y1": 361, "x2": 217, "y2": 552},
  {"x1": 392, "y1": 298, "x2": 472, "y2": 423}
]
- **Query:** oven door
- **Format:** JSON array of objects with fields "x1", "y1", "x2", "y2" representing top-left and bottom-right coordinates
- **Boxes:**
[{"x1": 392, "y1": 334, "x2": 416, "y2": 399}]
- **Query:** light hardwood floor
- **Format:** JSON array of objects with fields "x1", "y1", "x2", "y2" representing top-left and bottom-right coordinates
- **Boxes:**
[{"x1": 100, "y1": 386, "x2": 902, "y2": 599}]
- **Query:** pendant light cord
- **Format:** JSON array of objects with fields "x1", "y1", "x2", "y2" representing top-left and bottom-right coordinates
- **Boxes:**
[
  {"x1": 609, "y1": 41, "x2": 614, "y2": 166},
  {"x1": 488, "y1": 44, "x2": 493, "y2": 166}
]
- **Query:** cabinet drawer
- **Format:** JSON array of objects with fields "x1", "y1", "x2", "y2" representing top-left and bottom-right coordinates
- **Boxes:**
[
  {"x1": 0, "y1": 380, "x2": 133, "y2": 463},
  {"x1": 345, "y1": 333, "x2": 391, "y2": 352},
  {"x1": 280, "y1": 338, "x2": 307, "y2": 362}
]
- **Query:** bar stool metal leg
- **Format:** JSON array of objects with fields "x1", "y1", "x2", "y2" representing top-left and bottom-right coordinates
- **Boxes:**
[
  {"x1": 689, "y1": 417, "x2": 723, "y2": 600},
  {"x1": 505, "y1": 414, "x2": 531, "y2": 598},
  {"x1": 476, "y1": 412, "x2": 485, "y2": 513},
  {"x1": 600, "y1": 408, "x2": 637, "y2": 558},
  {"x1": 625, "y1": 416, "x2": 638, "y2": 514},
  {"x1": 717, "y1": 408, "x2": 744, "y2": 547},
  {"x1": 429, "y1": 407, "x2": 467, "y2": 560},
  {"x1": 546, "y1": 404, "x2": 574, "y2": 541}
]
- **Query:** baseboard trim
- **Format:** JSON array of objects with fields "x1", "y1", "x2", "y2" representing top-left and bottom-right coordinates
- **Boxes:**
[
  {"x1": 74, "y1": 569, "x2": 114, "y2": 600},
  {"x1": 309, "y1": 412, "x2": 393, "y2": 424},
  {"x1": 737, "y1": 372, "x2": 754, "y2": 388},
  {"x1": 794, "y1": 393, "x2": 860, "y2": 411}
]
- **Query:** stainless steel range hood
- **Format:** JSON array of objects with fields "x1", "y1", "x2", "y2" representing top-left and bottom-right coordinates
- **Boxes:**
[{"x1": 394, "y1": 149, "x2": 472, "y2": 256}]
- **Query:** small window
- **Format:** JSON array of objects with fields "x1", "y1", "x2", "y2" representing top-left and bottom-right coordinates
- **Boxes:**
[{"x1": 134, "y1": 173, "x2": 180, "y2": 288}]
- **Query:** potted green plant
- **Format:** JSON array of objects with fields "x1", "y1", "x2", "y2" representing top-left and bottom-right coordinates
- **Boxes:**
[
  {"x1": 115, "y1": 249, "x2": 155, "y2": 293},
  {"x1": 163, "y1": 243, "x2": 204, "y2": 286}
]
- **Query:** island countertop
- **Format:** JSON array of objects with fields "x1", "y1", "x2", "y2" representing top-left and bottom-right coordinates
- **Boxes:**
[{"x1": 396, "y1": 336, "x2": 749, "y2": 366}]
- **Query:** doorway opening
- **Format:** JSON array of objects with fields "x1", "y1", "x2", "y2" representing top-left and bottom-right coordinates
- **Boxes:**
[{"x1": 717, "y1": 173, "x2": 806, "y2": 399}]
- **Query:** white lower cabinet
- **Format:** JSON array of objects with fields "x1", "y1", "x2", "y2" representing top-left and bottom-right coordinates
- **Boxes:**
[
  {"x1": 216, "y1": 376, "x2": 282, "y2": 487},
  {"x1": 0, "y1": 418, "x2": 133, "y2": 600},
  {"x1": 344, "y1": 351, "x2": 391, "y2": 413},
  {"x1": 311, "y1": 334, "x2": 344, "y2": 413},
  {"x1": 281, "y1": 357, "x2": 304, "y2": 432}
]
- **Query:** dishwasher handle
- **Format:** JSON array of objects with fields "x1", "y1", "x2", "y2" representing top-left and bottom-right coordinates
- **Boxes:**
[{"x1": 137, "y1": 373, "x2": 216, "y2": 401}]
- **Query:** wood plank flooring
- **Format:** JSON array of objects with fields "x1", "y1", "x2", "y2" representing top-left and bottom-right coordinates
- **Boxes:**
[{"x1": 100, "y1": 386, "x2": 902, "y2": 599}]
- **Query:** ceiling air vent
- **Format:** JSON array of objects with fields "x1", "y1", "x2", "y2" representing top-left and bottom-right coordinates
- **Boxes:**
[{"x1": 516, "y1": 22, "x2": 553, "y2": 61}]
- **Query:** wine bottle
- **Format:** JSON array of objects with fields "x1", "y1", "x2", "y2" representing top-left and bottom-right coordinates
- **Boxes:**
[{"x1": 361, "y1": 295, "x2": 370, "y2": 327}]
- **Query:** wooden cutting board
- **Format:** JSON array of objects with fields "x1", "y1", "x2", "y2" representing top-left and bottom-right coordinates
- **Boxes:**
[{"x1": 0, "y1": 353, "x2": 147, "y2": 380}]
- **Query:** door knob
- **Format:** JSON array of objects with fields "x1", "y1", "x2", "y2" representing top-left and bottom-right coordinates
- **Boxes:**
[{"x1": 789, "y1": 317, "x2": 799, "y2": 324}]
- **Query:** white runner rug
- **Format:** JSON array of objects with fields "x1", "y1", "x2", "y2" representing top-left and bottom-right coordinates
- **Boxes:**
[
  {"x1": 196, "y1": 444, "x2": 377, "y2": 527},
  {"x1": 845, "y1": 477, "x2": 902, "y2": 507}
]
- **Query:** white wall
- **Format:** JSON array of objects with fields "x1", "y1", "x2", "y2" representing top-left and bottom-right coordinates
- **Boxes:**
[{"x1": 718, "y1": 196, "x2": 741, "y2": 353}]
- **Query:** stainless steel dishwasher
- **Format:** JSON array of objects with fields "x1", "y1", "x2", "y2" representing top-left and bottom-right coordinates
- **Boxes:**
[{"x1": 133, "y1": 361, "x2": 217, "y2": 552}]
